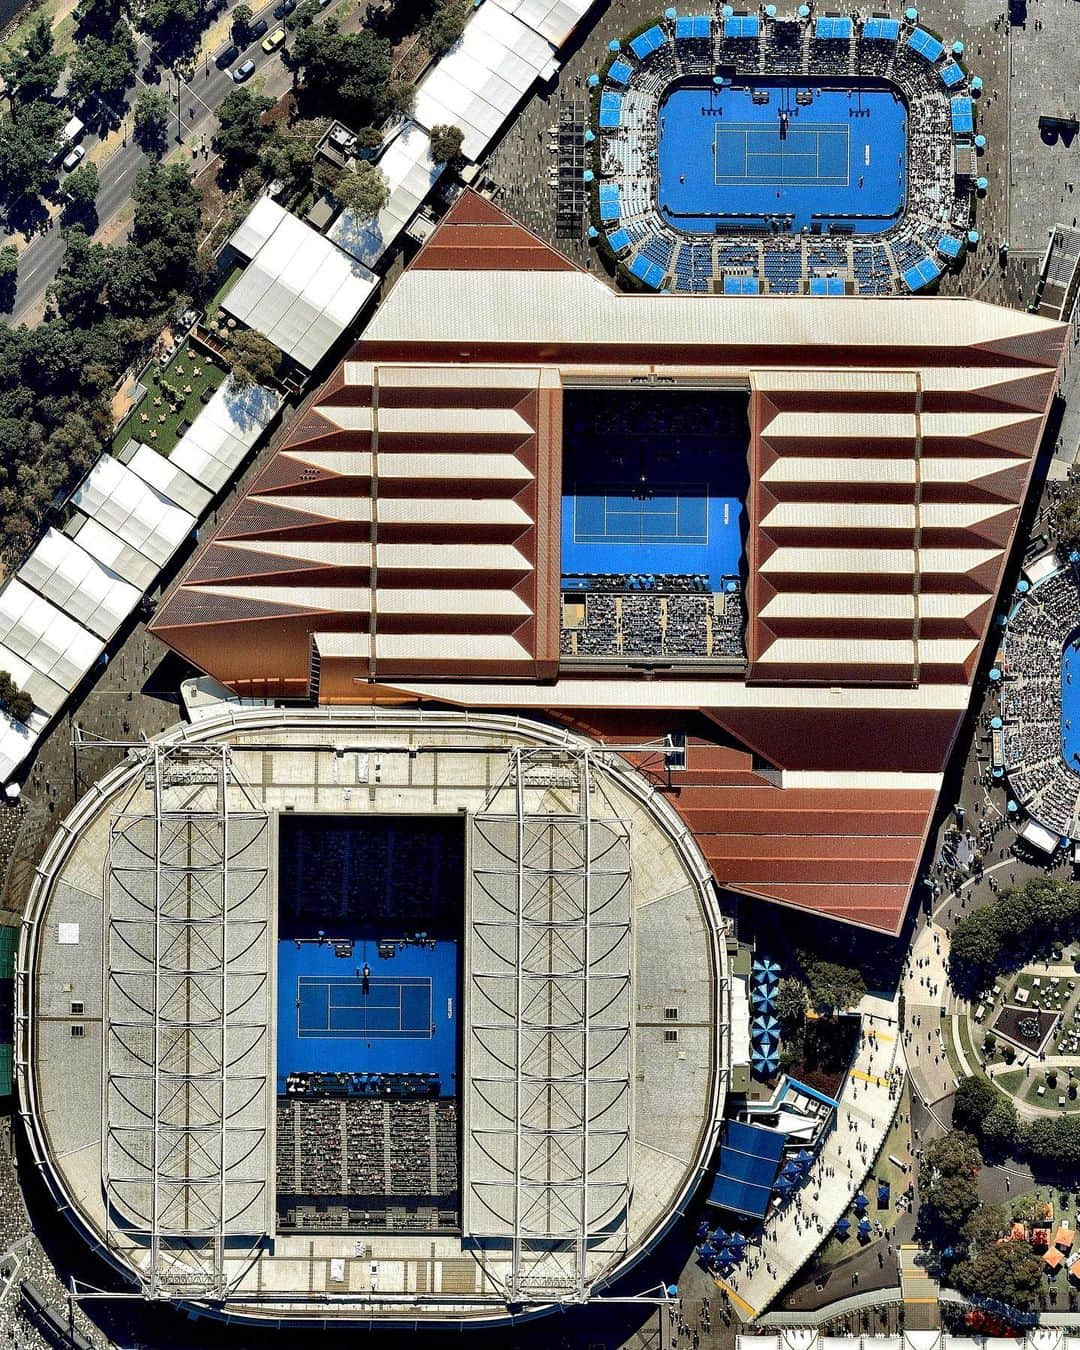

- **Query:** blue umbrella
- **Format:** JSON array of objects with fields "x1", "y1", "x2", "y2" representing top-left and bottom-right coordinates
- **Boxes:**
[
  {"x1": 1007, "y1": 799, "x2": 1018, "y2": 813},
  {"x1": 854, "y1": 1193, "x2": 868, "y2": 1211},
  {"x1": 858, "y1": 1218, "x2": 872, "y2": 1239},
  {"x1": 722, "y1": 4, "x2": 734, "y2": 13},
  {"x1": 730, "y1": 1232, "x2": 748, "y2": 1250},
  {"x1": 586, "y1": 226, "x2": 598, "y2": 240},
  {"x1": 877, "y1": 1182, "x2": 891, "y2": 1204},
  {"x1": 584, "y1": 130, "x2": 595, "y2": 144},
  {"x1": 976, "y1": 176, "x2": 989, "y2": 192},
  {"x1": 583, "y1": 169, "x2": 594, "y2": 183},
  {"x1": 751, "y1": 990, "x2": 775, "y2": 1010},
  {"x1": 698, "y1": 1242, "x2": 716, "y2": 1259},
  {"x1": 761, "y1": 1058, "x2": 780, "y2": 1076},
  {"x1": 797, "y1": 3, "x2": 810, "y2": 14},
  {"x1": 775, "y1": 1177, "x2": 795, "y2": 1197},
  {"x1": 990, "y1": 715, "x2": 1002, "y2": 729},
  {"x1": 1017, "y1": 579, "x2": 1030, "y2": 594},
  {"x1": 696, "y1": 1219, "x2": 710, "y2": 1239},
  {"x1": 711, "y1": 1227, "x2": 730, "y2": 1246},
  {"x1": 608, "y1": 38, "x2": 621, "y2": 51},
  {"x1": 974, "y1": 134, "x2": 986, "y2": 149},
  {"x1": 795, "y1": 1149, "x2": 814, "y2": 1165},
  {"x1": 587, "y1": 72, "x2": 600, "y2": 87},
  {"x1": 665, "y1": 5, "x2": 677, "y2": 16},
  {"x1": 904, "y1": 5, "x2": 917, "y2": 18},
  {"x1": 952, "y1": 39, "x2": 964, "y2": 54},
  {"x1": 765, "y1": 3, "x2": 777, "y2": 14},
  {"x1": 968, "y1": 229, "x2": 980, "y2": 243},
  {"x1": 971, "y1": 75, "x2": 983, "y2": 92},
  {"x1": 836, "y1": 1216, "x2": 851, "y2": 1235},
  {"x1": 989, "y1": 666, "x2": 1001, "y2": 681},
  {"x1": 781, "y1": 1162, "x2": 803, "y2": 1182},
  {"x1": 752, "y1": 957, "x2": 781, "y2": 977},
  {"x1": 752, "y1": 1015, "x2": 780, "y2": 1037}
]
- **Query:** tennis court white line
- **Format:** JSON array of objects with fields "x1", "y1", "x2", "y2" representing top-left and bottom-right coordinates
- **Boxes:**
[{"x1": 713, "y1": 123, "x2": 851, "y2": 188}]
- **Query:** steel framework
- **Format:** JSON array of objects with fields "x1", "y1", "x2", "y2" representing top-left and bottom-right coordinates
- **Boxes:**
[
  {"x1": 103, "y1": 743, "x2": 272, "y2": 1300},
  {"x1": 465, "y1": 747, "x2": 633, "y2": 1305}
]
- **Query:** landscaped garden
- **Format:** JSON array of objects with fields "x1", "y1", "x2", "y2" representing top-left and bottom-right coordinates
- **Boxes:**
[{"x1": 112, "y1": 336, "x2": 227, "y2": 457}]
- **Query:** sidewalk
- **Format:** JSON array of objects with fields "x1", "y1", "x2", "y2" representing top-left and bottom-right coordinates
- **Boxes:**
[
  {"x1": 716, "y1": 995, "x2": 906, "y2": 1322},
  {"x1": 902, "y1": 921, "x2": 959, "y2": 1108}
]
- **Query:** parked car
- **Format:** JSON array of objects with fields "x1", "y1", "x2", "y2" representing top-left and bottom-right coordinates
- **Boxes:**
[
  {"x1": 261, "y1": 25, "x2": 285, "y2": 51},
  {"x1": 61, "y1": 144, "x2": 86, "y2": 173},
  {"x1": 273, "y1": 0, "x2": 296, "y2": 16},
  {"x1": 232, "y1": 58, "x2": 257, "y2": 81},
  {"x1": 215, "y1": 43, "x2": 239, "y2": 68},
  {"x1": 248, "y1": 16, "x2": 269, "y2": 38}
]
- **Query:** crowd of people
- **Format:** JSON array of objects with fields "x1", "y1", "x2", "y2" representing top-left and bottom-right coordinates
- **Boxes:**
[
  {"x1": 596, "y1": 9, "x2": 977, "y2": 295},
  {"x1": 1002, "y1": 562, "x2": 1080, "y2": 838},
  {"x1": 562, "y1": 586, "x2": 745, "y2": 660},
  {"x1": 276, "y1": 1098, "x2": 459, "y2": 1233}
]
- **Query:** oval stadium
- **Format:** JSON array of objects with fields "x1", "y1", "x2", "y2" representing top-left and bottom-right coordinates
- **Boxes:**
[{"x1": 16, "y1": 708, "x2": 730, "y2": 1325}]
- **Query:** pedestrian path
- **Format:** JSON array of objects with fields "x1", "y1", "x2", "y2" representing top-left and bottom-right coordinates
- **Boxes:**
[{"x1": 716, "y1": 994, "x2": 905, "y2": 1321}]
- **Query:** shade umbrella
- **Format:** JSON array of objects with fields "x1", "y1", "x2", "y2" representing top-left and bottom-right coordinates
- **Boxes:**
[
  {"x1": 988, "y1": 666, "x2": 1001, "y2": 681},
  {"x1": 751, "y1": 1015, "x2": 780, "y2": 1038},
  {"x1": 765, "y1": 3, "x2": 777, "y2": 14},
  {"x1": 730, "y1": 1232, "x2": 748, "y2": 1250},
  {"x1": 587, "y1": 72, "x2": 600, "y2": 87},
  {"x1": 753, "y1": 957, "x2": 781, "y2": 978},
  {"x1": 696, "y1": 1219, "x2": 711, "y2": 1239},
  {"x1": 781, "y1": 1161, "x2": 803, "y2": 1182},
  {"x1": 976, "y1": 176, "x2": 989, "y2": 191},
  {"x1": 877, "y1": 1182, "x2": 891, "y2": 1205},
  {"x1": 775, "y1": 1177, "x2": 795, "y2": 1198},
  {"x1": 760, "y1": 1056, "x2": 780, "y2": 1076},
  {"x1": 1007, "y1": 799, "x2": 1018, "y2": 813},
  {"x1": 836, "y1": 1217, "x2": 851, "y2": 1236},
  {"x1": 974, "y1": 134, "x2": 986, "y2": 149},
  {"x1": 795, "y1": 1149, "x2": 814, "y2": 1165},
  {"x1": 751, "y1": 989, "x2": 775, "y2": 1011},
  {"x1": 971, "y1": 75, "x2": 983, "y2": 92},
  {"x1": 854, "y1": 1193, "x2": 868, "y2": 1211},
  {"x1": 608, "y1": 39, "x2": 621, "y2": 51},
  {"x1": 711, "y1": 1227, "x2": 730, "y2": 1246},
  {"x1": 904, "y1": 5, "x2": 917, "y2": 18},
  {"x1": 797, "y1": 3, "x2": 810, "y2": 15},
  {"x1": 952, "y1": 39, "x2": 964, "y2": 54},
  {"x1": 857, "y1": 1218, "x2": 872, "y2": 1240},
  {"x1": 698, "y1": 1242, "x2": 716, "y2": 1259},
  {"x1": 968, "y1": 229, "x2": 980, "y2": 244},
  {"x1": 990, "y1": 715, "x2": 1002, "y2": 729},
  {"x1": 1017, "y1": 579, "x2": 1030, "y2": 594},
  {"x1": 584, "y1": 129, "x2": 596, "y2": 144},
  {"x1": 665, "y1": 5, "x2": 677, "y2": 16}
]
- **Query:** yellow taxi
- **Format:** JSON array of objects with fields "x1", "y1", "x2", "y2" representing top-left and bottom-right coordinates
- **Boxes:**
[{"x1": 261, "y1": 26, "x2": 286, "y2": 52}]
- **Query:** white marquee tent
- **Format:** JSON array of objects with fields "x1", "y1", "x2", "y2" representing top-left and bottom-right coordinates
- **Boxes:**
[
  {"x1": 329, "y1": 122, "x2": 443, "y2": 268},
  {"x1": 167, "y1": 379, "x2": 282, "y2": 494},
  {"x1": 224, "y1": 196, "x2": 378, "y2": 371},
  {"x1": 17, "y1": 529, "x2": 142, "y2": 642},
  {"x1": 490, "y1": 0, "x2": 595, "y2": 47},
  {"x1": 412, "y1": 1, "x2": 559, "y2": 162},
  {"x1": 70, "y1": 456, "x2": 196, "y2": 569}
]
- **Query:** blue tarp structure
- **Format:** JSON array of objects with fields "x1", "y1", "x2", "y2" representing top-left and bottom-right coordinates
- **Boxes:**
[
  {"x1": 951, "y1": 95, "x2": 974, "y2": 133},
  {"x1": 630, "y1": 24, "x2": 666, "y2": 58},
  {"x1": 937, "y1": 233, "x2": 962, "y2": 258},
  {"x1": 863, "y1": 16, "x2": 899, "y2": 39},
  {"x1": 725, "y1": 14, "x2": 760, "y2": 37},
  {"x1": 606, "y1": 228, "x2": 631, "y2": 252},
  {"x1": 598, "y1": 184, "x2": 621, "y2": 222},
  {"x1": 599, "y1": 92, "x2": 623, "y2": 128},
  {"x1": 939, "y1": 60, "x2": 964, "y2": 88},
  {"x1": 907, "y1": 26, "x2": 944, "y2": 60},
  {"x1": 810, "y1": 275, "x2": 845, "y2": 294},
  {"x1": 902, "y1": 256, "x2": 943, "y2": 291},
  {"x1": 707, "y1": 1120, "x2": 787, "y2": 1218},
  {"x1": 629, "y1": 254, "x2": 665, "y2": 288},
  {"x1": 607, "y1": 58, "x2": 633, "y2": 84},
  {"x1": 675, "y1": 14, "x2": 712, "y2": 38},
  {"x1": 815, "y1": 15, "x2": 852, "y2": 38}
]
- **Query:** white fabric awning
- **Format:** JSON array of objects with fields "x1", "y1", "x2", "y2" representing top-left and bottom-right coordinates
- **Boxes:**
[
  {"x1": 127, "y1": 443, "x2": 213, "y2": 516},
  {"x1": 490, "y1": 0, "x2": 593, "y2": 46},
  {"x1": 0, "y1": 578, "x2": 103, "y2": 694},
  {"x1": 70, "y1": 456, "x2": 196, "y2": 568},
  {"x1": 17, "y1": 528, "x2": 141, "y2": 642},
  {"x1": 168, "y1": 380, "x2": 282, "y2": 494},
  {"x1": 224, "y1": 197, "x2": 377, "y2": 370},
  {"x1": 329, "y1": 122, "x2": 442, "y2": 268}
]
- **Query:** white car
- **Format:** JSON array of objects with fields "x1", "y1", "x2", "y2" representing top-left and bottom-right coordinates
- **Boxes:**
[{"x1": 61, "y1": 144, "x2": 86, "y2": 173}]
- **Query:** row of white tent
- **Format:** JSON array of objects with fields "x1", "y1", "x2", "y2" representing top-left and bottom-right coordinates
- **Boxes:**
[
  {"x1": 0, "y1": 379, "x2": 282, "y2": 783},
  {"x1": 228, "y1": 0, "x2": 599, "y2": 357},
  {"x1": 327, "y1": 0, "x2": 598, "y2": 268}
]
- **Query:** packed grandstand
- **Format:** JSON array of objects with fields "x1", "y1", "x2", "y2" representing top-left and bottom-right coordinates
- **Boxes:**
[{"x1": 591, "y1": 8, "x2": 982, "y2": 294}]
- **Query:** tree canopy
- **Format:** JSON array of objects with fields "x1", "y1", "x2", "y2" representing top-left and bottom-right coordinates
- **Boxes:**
[
  {"x1": 428, "y1": 122, "x2": 464, "y2": 166},
  {"x1": 798, "y1": 955, "x2": 866, "y2": 1014},
  {"x1": 1053, "y1": 472, "x2": 1080, "y2": 552},
  {"x1": 68, "y1": 20, "x2": 137, "y2": 106},
  {"x1": 0, "y1": 17, "x2": 65, "y2": 104},
  {"x1": 948, "y1": 876, "x2": 1080, "y2": 997},
  {"x1": 213, "y1": 88, "x2": 274, "y2": 181},
  {"x1": 334, "y1": 162, "x2": 389, "y2": 217},
  {"x1": 951, "y1": 1239, "x2": 1044, "y2": 1311},
  {"x1": 133, "y1": 86, "x2": 171, "y2": 156},
  {"x1": 289, "y1": 22, "x2": 394, "y2": 122},
  {"x1": 0, "y1": 102, "x2": 64, "y2": 202},
  {"x1": 225, "y1": 328, "x2": 280, "y2": 390},
  {"x1": 919, "y1": 1130, "x2": 981, "y2": 1241}
]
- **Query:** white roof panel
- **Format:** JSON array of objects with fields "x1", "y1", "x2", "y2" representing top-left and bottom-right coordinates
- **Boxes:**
[
  {"x1": 491, "y1": 0, "x2": 592, "y2": 46},
  {"x1": 0, "y1": 579, "x2": 103, "y2": 692},
  {"x1": 223, "y1": 197, "x2": 378, "y2": 369},
  {"x1": 68, "y1": 518, "x2": 159, "y2": 591},
  {"x1": 126, "y1": 444, "x2": 213, "y2": 516},
  {"x1": 169, "y1": 381, "x2": 282, "y2": 494},
  {"x1": 17, "y1": 528, "x2": 141, "y2": 641},
  {"x1": 71, "y1": 456, "x2": 195, "y2": 567}
]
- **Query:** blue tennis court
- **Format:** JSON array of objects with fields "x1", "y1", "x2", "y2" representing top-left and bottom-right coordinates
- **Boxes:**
[
  {"x1": 658, "y1": 77, "x2": 907, "y2": 234},
  {"x1": 277, "y1": 937, "x2": 457, "y2": 1093}
]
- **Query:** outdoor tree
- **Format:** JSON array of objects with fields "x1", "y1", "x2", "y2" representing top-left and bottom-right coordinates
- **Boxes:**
[
  {"x1": 289, "y1": 22, "x2": 392, "y2": 122},
  {"x1": 47, "y1": 228, "x2": 110, "y2": 322},
  {"x1": 952, "y1": 1075, "x2": 998, "y2": 1136},
  {"x1": 951, "y1": 1238, "x2": 1044, "y2": 1311},
  {"x1": 68, "y1": 20, "x2": 138, "y2": 106},
  {"x1": 428, "y1": 122, "x2": 464, "y2": 167},
  {"x1": 287, "y1": 0, "x2": 319, "y2": 29},
  {"x1": 139, "y1": 0, "x2": 204, "y2": 34},
  {"x1": 133, "y1": 87, "x2": 171, "y2": 156},
  {"x1": 129, "y1": 161, "x2": 203, "y2": 299},
  {"x1": 225, "y1": 328, "x2": 280, "y2": 390},
  {"x1": 334, "y1": 162, "x2": 389, "y2": 217},
  {"x1": 0, "y1": 245, "x2": 18, "y2": 282},
  {"x1": 0, "y1": 671, "x2": 34, "y2": 724},
  {"x1": 962, "y1": 1202, "x2": 1009, "y2": 1251},
  {"x1": 63, "y1": 162, "x2": 100, "y2": 208},
  {"x1": 1024, "y1": 1114, "x2": 1080, "y2": 1171},
  {"x1": 919, "y1": 1130, "x2": 981, "y2": 1241},
  {"x1": 213, "y1": 87, "x2": 274, "y2": 180},
  {"x1": 231, "y1": 3, "x2": 254, "y2": 38},
  {"x1": 0, "y1": 102, "x2": 64, "y2": 202},
  {"x1": 259, "y1": 117, "x2": 327, "y2": 195},
  {"x1": 773, "y1": 978, "x2": 808, "y2": 1034},
  {"x1": 798, "y1": 955, "x2": 866, "y2": 1015},
  {"x1": 423, "y1": 0, "x2": 468, "y2": 55},
  {"x1": 0, "y1": 17, "x2": 65, "y2": 104}
]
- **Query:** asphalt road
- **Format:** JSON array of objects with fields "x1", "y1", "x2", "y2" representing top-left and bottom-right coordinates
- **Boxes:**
[{"x1": 5, "y1": 0, "x2": 339, "y2": 326}]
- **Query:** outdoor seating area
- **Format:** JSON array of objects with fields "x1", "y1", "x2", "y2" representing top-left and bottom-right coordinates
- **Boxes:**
[
  {"x1": 590, "y1": 7, "x2": 980, "y2": 295},
  {"x1": 1001, "y1": 558, "x2": 1080, "y2": 838},
  {"x1": 560, "y1": 585, "x2": 745, "y2": 661},
  {"x1": 113, "y1": 338, "x2": 227, "y2": 458}
]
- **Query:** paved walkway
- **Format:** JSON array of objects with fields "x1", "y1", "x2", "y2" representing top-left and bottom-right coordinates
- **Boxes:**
[{"x1": 716, "y1": 996, "x2": 905, "y2": 1323}]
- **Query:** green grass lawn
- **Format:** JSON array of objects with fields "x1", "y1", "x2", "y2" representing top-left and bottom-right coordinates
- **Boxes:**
[
  {"x1": 113, "y1": 340, "x2": 226, "y2": 456},
  {"x1": 205, "y1": 261, "x2": 244, "y2": 317}
]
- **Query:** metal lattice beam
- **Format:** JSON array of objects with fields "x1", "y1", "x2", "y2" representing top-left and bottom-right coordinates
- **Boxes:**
[{"x1": 103, "y1": 744, "x2": 272, "y2": 1300}]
